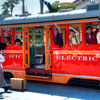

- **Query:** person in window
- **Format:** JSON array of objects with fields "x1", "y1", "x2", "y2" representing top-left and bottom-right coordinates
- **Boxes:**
[
  {"x1": 15, "y1": 38, "x2": 22, "y2": 45},
  {"x1": 70, "y1": 27, "x2": 80, "y2": 45},
  {"x1": 0, "y1": 43, "x2": 11, "y2": 92},
  {"x1": 0, "y1": 36, "x2": 1, "y2": 43},
  {"x1": 86, "y1": 22, "x2": 100, "y2": 44},
  {"x1": 53, "y1": 24, "x2": 63, "y2": 48},
  {"x1": 4, "y1": 37, "x2": 11, "y2": 45}
]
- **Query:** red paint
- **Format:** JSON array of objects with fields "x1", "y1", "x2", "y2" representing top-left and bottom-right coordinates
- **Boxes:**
[
  {"x1": 1, "y1": 27, "x2": 24, "y2": 71},
  {"x1": 2, "y1": 53, "x2": 24, "y2": 71},
  {"x1": 1, "y1": 21, "x2": 100, "y2": 82},
  {"x1": 52, "y1": 53, "x2": 100, "y2": 76},
  {"x1": 51, "y1": 23, "x2": 100, "y2": 78}
]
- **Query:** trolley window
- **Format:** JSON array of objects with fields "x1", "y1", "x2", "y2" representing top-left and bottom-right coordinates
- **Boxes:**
[
  {"x1": 30, "y1": 27, "x2": 44, "y2": 46},
  {"x1": 0, "y1": 29, "x2": 1, "y2": 43},
  {"x1": 69, "y1": 24, "x2": 82, "y2": 46},
  {"x1": 59, "y1": 25, "x2": 66, "y2": 45},
  {"x1": 53, "y1": 24, "x2": 66, "y2": 48},
  {"x1": 14, "y1": 27, "x2": 23, "y2": 45},
  {"x1": 3, "y1": 28, "x2": 12, "y2": 45},
  {"x1": 35, "y1": 28, "x2": 43, "y2": 45},
  {"x1": 86, "y1": 22, "x2": 100, "y2": 45},
  {"x1": 29, "y1": 28, "x2": 34, "y2": 47}
]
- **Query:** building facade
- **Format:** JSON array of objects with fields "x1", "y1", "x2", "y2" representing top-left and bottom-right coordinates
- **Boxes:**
[{"x1": 74, "y1": 0, "x2": 100, "y2": 9}]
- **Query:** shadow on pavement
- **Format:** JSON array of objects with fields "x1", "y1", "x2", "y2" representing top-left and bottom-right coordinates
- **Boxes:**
[
  {"x1": 26, "y1": 80, "x2": 100, "y2": 100},
  {"x1": 0, "y1": 92, "x2": 4, "y2": 99},
  {"x1": 0, "y1": 90, "x2": 12, "y2": 100},
  {"x1": 5, "y1": 78, "x2": 100, "y2": 100}
]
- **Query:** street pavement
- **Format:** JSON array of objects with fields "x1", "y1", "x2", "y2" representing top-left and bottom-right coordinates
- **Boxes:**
[{"x1": 0, "y1": 79, "x2": 100, "y2": 100}]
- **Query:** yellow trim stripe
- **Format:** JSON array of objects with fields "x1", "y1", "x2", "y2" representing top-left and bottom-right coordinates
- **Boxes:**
[
  {"x1": 53, "y1": 50, "x2": 100, "y2": 57},
  {"x1": 3, "y1": 69, "x2": 25, "y2": 72},
  {"x1": 54, "y1": 50, "x2": 100, "y2": 54},
  {"x1": 4, "y1": 50, "x2": 23, "y2": 53}
]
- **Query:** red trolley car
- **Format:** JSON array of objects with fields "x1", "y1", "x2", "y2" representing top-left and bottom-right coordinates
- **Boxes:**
[{"x1": 1, "y1": 3, "x2": 100, "y2": 85}]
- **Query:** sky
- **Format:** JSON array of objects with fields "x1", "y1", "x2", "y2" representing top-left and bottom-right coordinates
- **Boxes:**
[{"x1": 0, "y1": 0, "x2": 75, "y2": 16}]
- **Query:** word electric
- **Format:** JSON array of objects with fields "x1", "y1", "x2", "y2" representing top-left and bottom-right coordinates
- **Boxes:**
[{"x1": 56, "y1": 55, "x2": 98, "y2": 61}]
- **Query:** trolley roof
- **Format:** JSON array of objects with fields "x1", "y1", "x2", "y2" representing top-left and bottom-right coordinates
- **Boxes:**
[{"x1": 0, "y1": 8, "x2": 100, "y2": 26}]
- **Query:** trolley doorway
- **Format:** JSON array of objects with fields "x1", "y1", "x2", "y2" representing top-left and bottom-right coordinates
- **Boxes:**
[{"x1": 25, "y1": 26, "x2": 52, "y2": 77}]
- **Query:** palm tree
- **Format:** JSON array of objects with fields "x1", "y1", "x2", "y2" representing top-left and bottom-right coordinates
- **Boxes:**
[
  {"x1": 8, "y1": 0, "x2": 19, "y2": 15},
  {"x1": 1, "y1": 0, "x2": 19, "y2": 15},
  {"x1": 2, "y1": 2, "x2": 10, "y2": 15}
]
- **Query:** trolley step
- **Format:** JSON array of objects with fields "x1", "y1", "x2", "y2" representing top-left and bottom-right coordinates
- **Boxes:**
[{"x1": 26, "y1": 67, "x2": 52, "y2": 77}]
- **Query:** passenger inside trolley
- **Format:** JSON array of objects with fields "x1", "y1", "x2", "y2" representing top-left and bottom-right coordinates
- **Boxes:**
[
  {"x1": 53, "y1": 24, "x2": 63, "y2": 47},
  {"x1": 69, "y1": 28, "x2": 80, "y2": 45},
  {"x1": 4, "y1": 37, "x2": 11, "y2": 45},
  {"x1": 14, "y1": 28, "x2": 23, "y2": 45},
  {"x1": 86, "y1": 22, "x2": 100, "y2": 44},
  {"x1": 15, "y1": 38, "x2": 22, "y2": 45},
  {"x1": 0, "y1": 34, "x2": 1, "y2": 43},
  {"x1": 69, "y1": 24, "x2": 82, "y2": 45}
]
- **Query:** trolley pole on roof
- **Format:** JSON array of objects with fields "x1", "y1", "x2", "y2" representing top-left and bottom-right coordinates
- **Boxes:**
[
  {"x1": 40, "y1": 0, "x2": 44, "y2": 14},
  {"x1": 22, "y1": 0, "x2": 25, "y2": 14}
]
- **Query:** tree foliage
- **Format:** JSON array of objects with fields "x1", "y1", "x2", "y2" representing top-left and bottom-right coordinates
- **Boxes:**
[
  {"x1": 59, "y1": 3, "x2": 75, "y2": 10},
  {"x1": 2, "y1": 2, "x2": 10, "y2": 15},
  {"x1": 48, "y1": 1, "x2": 75, "y2": 12},
  {"x1": 1, "y1": 0, "x2": 19, "y2": 15},
  {"x1": 8, "y1": 0, "x2": 19, "y2": 15},
  {"x1": 51, "y1": 1, "x2": 60, "y2": 12}
]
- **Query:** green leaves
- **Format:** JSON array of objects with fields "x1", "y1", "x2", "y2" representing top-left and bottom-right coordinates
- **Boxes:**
[
  {"x1": 1, "y1": 2, "x2": 10, "y2": 15},
  {"x1": 1, "y1": 0, "x2": 19, "y2": 15},
  {"x1": 46, "y1": 1, "x2": 76, "y2": 13},
  {"x1": 51, "y1": 1, "x2": 60, "y2": 12}
]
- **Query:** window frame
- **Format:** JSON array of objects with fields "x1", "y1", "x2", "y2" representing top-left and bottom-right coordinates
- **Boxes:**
[
  {"x1": 3, "y1": 27, "x2": 12, "y2": 46},
  {"x1": 52, "y1": 24, "x2": 66, "y2": 49},
  {"x1": 66, "y1": 21, "x2": 100, "y2": 50},
  {"x1": 84, "y1": 21, "x2": 100, "y2": 48},
  {"x1": 0, "y1": 27, "x2": 23, "y2": 50},
  {"x1": 14, "y1": 27, "x2": 23, "y2": 46},
  {"x1": 29, "y1": 27, "x2": 44, "y2": 46},
  {"x1": 68, "y1": 23, "x2": 83, "y2": 48}
]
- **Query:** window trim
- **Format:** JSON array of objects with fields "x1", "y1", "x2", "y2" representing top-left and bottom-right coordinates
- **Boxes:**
[
  {"x1": 68, "y1": 23, "x2": 83, "y2": 48},
  {"x1": 14, "y1": 27, "x2": 23, "y2": 46},
  {"x1": 84, "y1": 21, "x2": 100, "y2": 48},
  {"x1": 52, "y1": 24, "x2": 66, "y2": 48}
]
